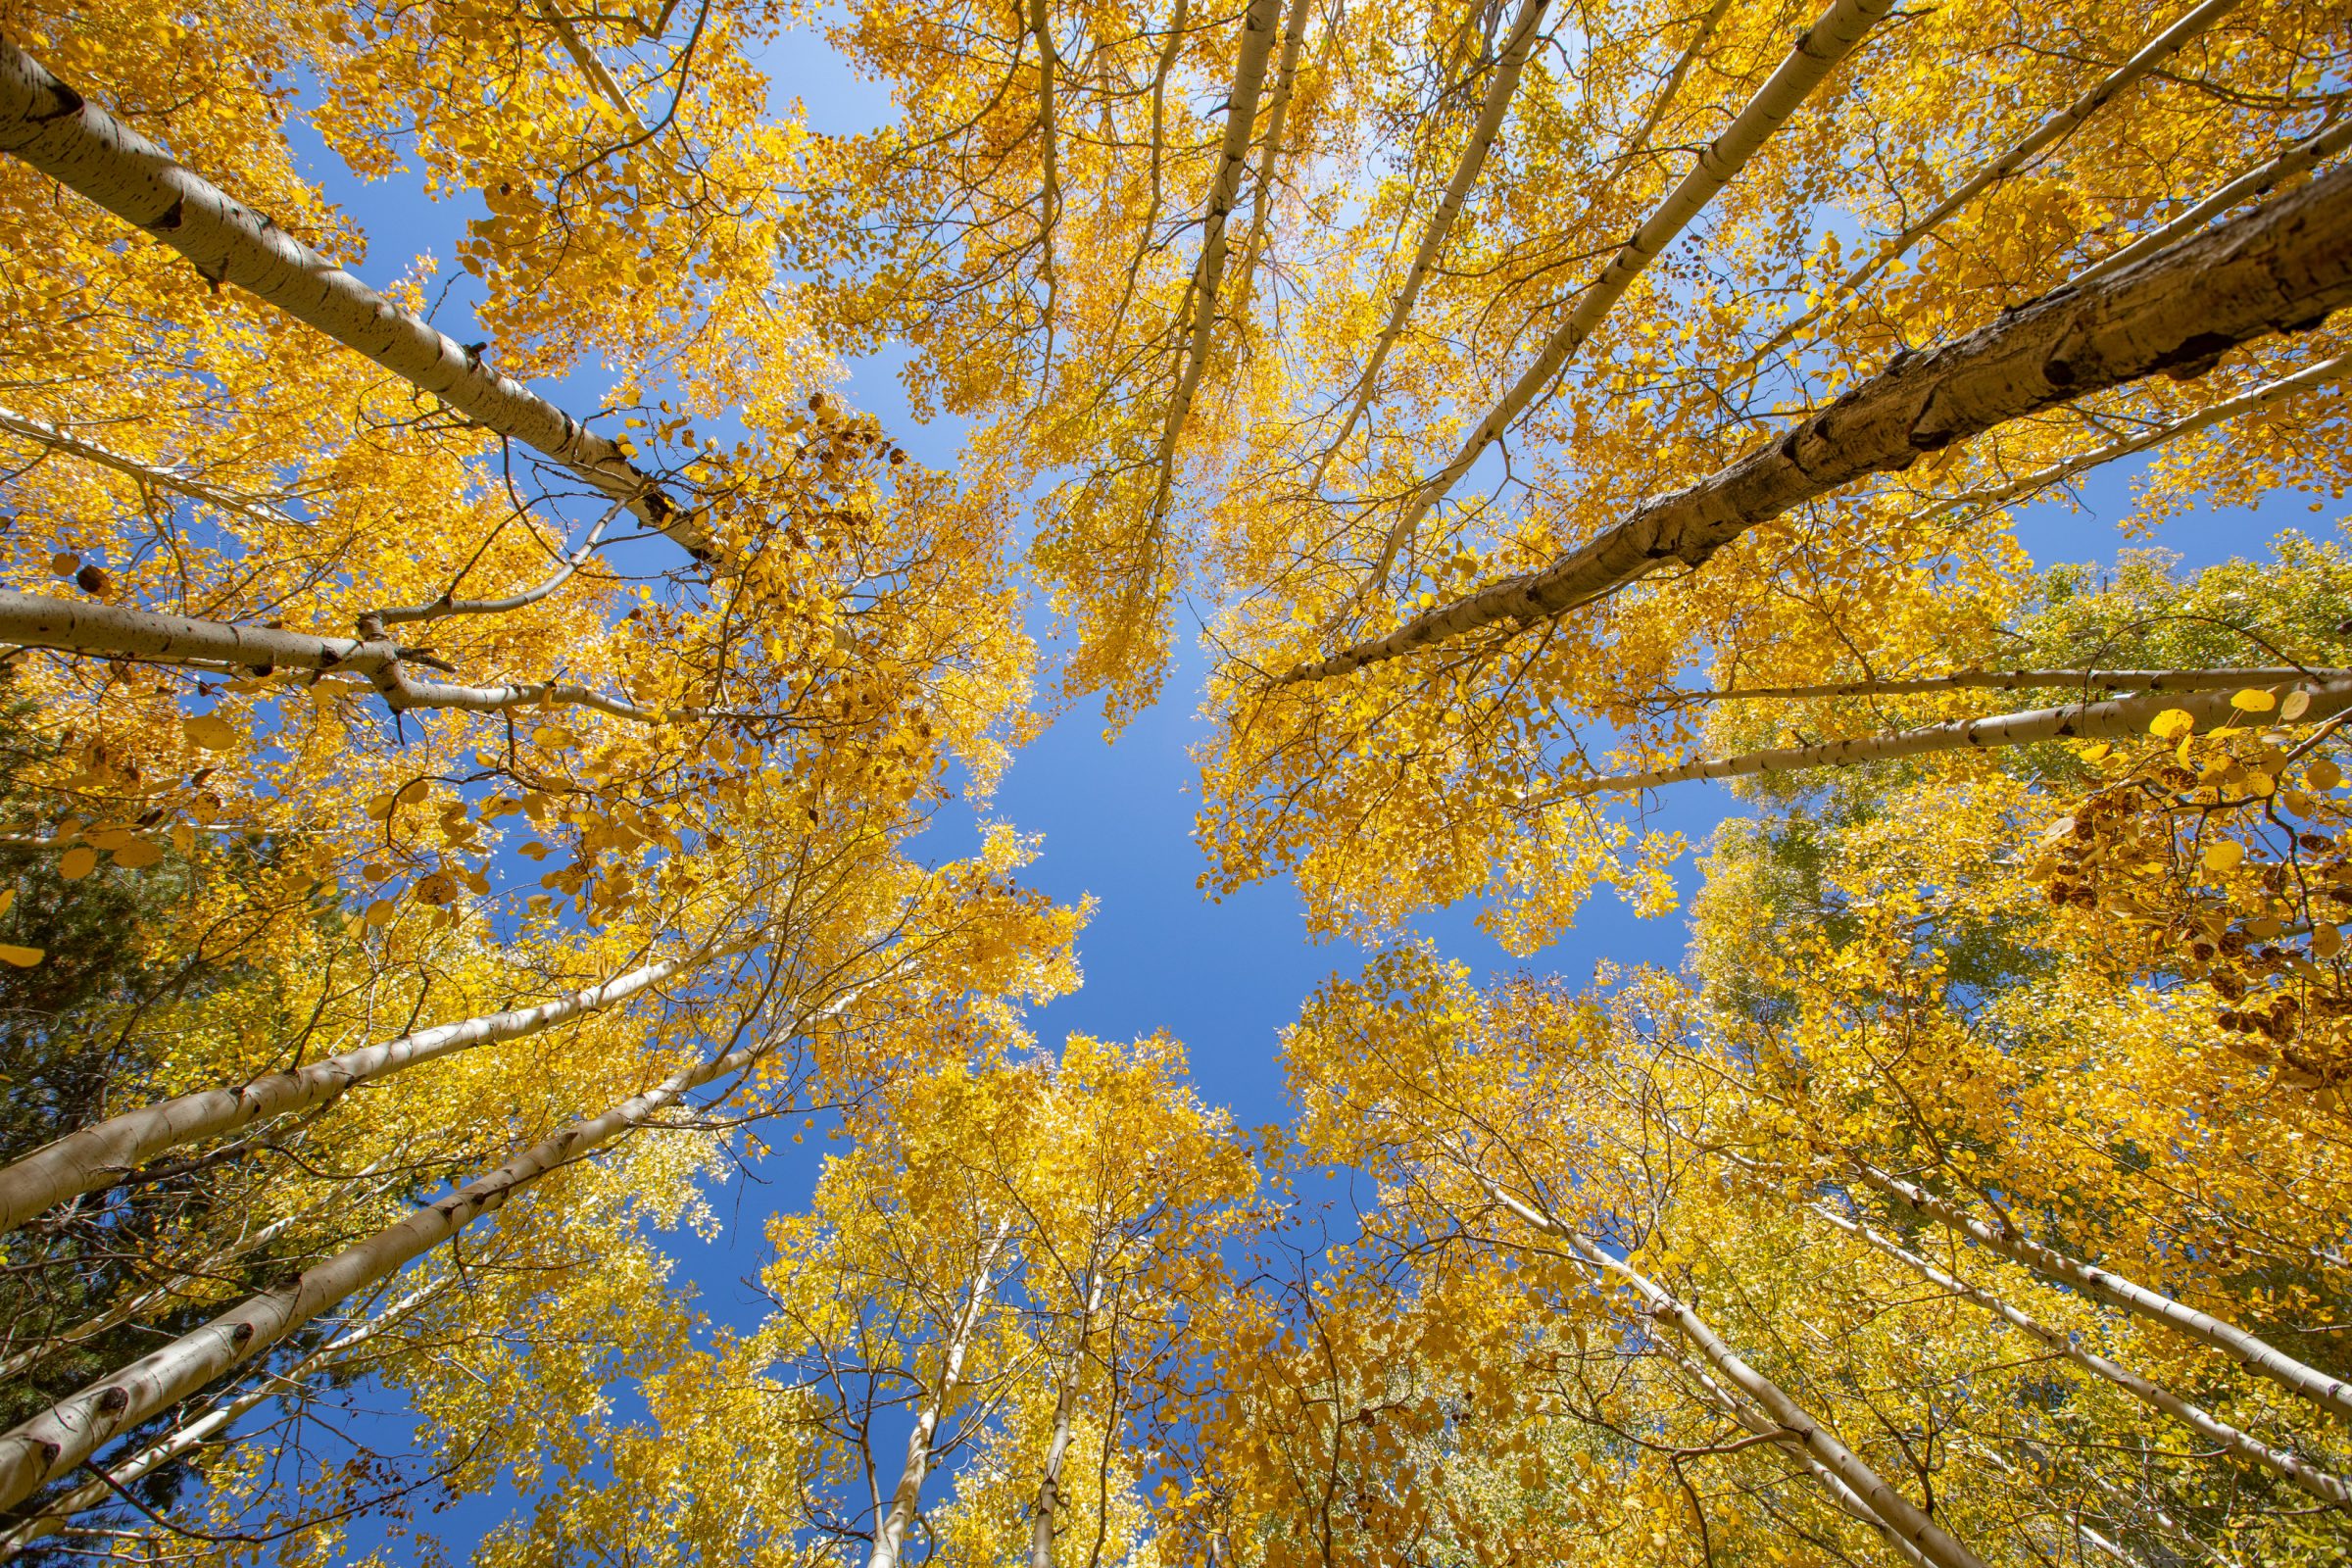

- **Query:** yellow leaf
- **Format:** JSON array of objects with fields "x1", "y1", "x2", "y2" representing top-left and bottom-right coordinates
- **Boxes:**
[
  {"x1": 58, "y1": 846, "x2": 97, "y2": 881},
  {"x1": 0, "y1": 889, "x2": 13, "y2": 918},
  {"x1": 2202, "y1": 841, "x2": 2244, "y2": 872},
  {"x1": 363, "y1": 900, "x2": 397, "y2": 927},
  {"x1": 2309, "y1": 760, "x2": 2343, "y2": 790},
  {"x1": 2318, "y1": 924, "x2": 2344, "y2": 958},
  {"x1": 112, "y1": 840, "x2": 163, "y2": 869},
  {"x1": 2149, "y1": 709, "x2": 2194, "y2": 739},
  {"x1": 183, "y1": 713, "x2": 237, "y2": 751},
  {"x1": 2231, "y1": 689, "x2": 2277, "y2": 713},
  {"x1": 2281, "y1": 689, "x2": 2314, "y2": 721},
  {"x1": 0, "y1": 944, "x2": 42, "y2": 968},
  {"x1": 48, "y1": 551, "x2": 79, "y2": 577},
  {"x1": 517, "y1": 841, "x2": 551, "y2": 861},
  {"x1": 395, "y1": 779, "x2": 431, "y2": 807}
]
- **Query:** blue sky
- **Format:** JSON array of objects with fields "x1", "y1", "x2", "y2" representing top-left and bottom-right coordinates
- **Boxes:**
[{"x1": 250, "y1": 19, "x2": 2342, "y2": 1550}]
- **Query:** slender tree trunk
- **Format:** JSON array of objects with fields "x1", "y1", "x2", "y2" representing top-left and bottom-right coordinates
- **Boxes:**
[
  {"x1": 1566, "y1": 674, "x2": 2352, "y2": 796},
  {"x1": 1850, "y1": 1159, "x2": 2352, "y2": 1425},
  {"x1": 0, "y1": 408, "x2": 301, "y2": 531},
  {"x1": 1749, "y1": 0, "x2": 2244, "y2": 365},
  {"x1": 0, "y1": 945, "x2": 733, "y2": 1236},
  {"x1": 1670, "y1": 1348, "x2": 1938, "y2": 1568},
  {"x1": 0, "y1": 39, "x2": 704, "y2": 557},
  {"x1": 0, "y1": 591, "x2": 663, "y2": 721},
  {"x1": 1676, "y1": 665, "x2": 2352, "y2": 704},
  {"x1": 533, "y1": 0, "x2": 647, "y2": 132},
  {"x1": 1029, "y1": 1265, "x2": 1107, "y2": 1568},
  {"x1": 0, "y1": 1281, "x2": 438, "y2": 1558},
  {"x1": 868, "y1": 1217, "x2": 1015, "y2": 1568},
  {"x1": 1489, "y1": 1185, "x2": 1989, "y2": 1568},
  {"x1": 1302, "y1": 0, "x2": 1558, "y2": 497},
  {"x1": 1225, "y1": 0, "x2": 1312, "y2": 324},
  {"x1": 0, "y1": 1005, "x2": 822, "y2": 1513},
  {"x1": 1278, "y1": 161, "x2": 2352, "y2": 686},
  {"x1": 1139, "y1": 0, "x2": 1283, "y2": 538},
  {"x1": 1811, "y1": 1202, "x2": 2352, "y2": 1504},
  {"x1": 1027, "y1": 0, "x2": 1062, "y2": 365},
  {"x1": 1362, "y1": 0, "x2": 1896, "y2": 588}
]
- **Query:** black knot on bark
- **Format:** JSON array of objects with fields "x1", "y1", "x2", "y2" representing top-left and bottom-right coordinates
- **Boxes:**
[{"x1": 94, "y1": 1387, "x2": 129, "y2": 1416}]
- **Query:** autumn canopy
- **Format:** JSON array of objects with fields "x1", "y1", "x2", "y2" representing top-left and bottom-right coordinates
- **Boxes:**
[{"x1": 3, "y1": 0, "x2": 2352, "y2": 1562}]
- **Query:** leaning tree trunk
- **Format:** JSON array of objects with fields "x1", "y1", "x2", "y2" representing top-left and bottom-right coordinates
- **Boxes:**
[
  {"x1": 0, "y1": 992, "x2": 844, "y2": 1513},
  {"x1": 868, "y1": 1217, "x2": 1015, "y2": 1568},
  {"x1": 1489, "y1": 1185, "x2": 1989, "y2": 1568},
  {"x1": 1570, "y1": 674, "x2": 2352, "y2": 796},
  {"x1": 1029, "y1": 1264, "x2": 1107, "y2": 1568},
  {"x1": 1280, "y1": 159, "x2": 2352, "y2": 685},
  {"x1": 1301, "y1": 0, "x2": 1558, "y2": 495},
  {"x1": 0, "y1": 38, "x2": 705, "y2": 557},
  {"x1": 0, "y1": 941, "x2": 740, "y2": 1235},
  {"x1": 1811, "y1": 1202, "x2": 2352, "y2": 1505},
  {"x1": 1850, "y1": 1159, "x2": 2352, "y2": 1425},
  {"x1": 1359, "y1": 0, "x2": 1897, "y2": 590}
]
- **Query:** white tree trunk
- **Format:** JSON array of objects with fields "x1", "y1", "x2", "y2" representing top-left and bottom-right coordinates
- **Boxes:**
[
  {"x1": 1279, "y1": 161, "x2": 2352, "y2": 685},
  {"x1": 0, "y1": 946, "x2": 730, "y2": 1236},
  {"x1": 1676, "y1": 665, "x2": 2351, "y2": 704},
  {"x1": 0, "y1": 1282, "x2": 439, "y2": 1558},
  {"x1": 1364, "y1": 0, "x2": 1896, "y2": 584},
  {"x1": 1750, "y1": 0, "x2": 2244, "y2": 365},
  {"x1": 1490, "y1": 1186, "x2": 1988, "y2": 1568},
  {"x1": 0, "y1": 590, "x2": 663, "y2": 722},
  {"x1": 1139, "y1": 0, "x2": 1283, "y2": 539},
  {"x1": 2074, "y1": 118, "x2": 2352, "y2": 287},
  {"x1": 1225, "y1": 0, "x2": 1312, "y2": 322},
  {"x1": 1029, "y1": 1265, "x2": 1106, "y2": 1568},
  {"x1": 0, "y1": 1013, "x2": 807, "y2": 1512},
  {"x1": 1851, "y1": 1160, "x2": 2352, "y2": 1425},
  {"x1": 1569, "y1": 674, "x2": 2352, "y2": 796},
  {"x1": 1812, "y1": 1202, "x2": 2352, "y2": 1505},
  {"x1": 1301, "y1": 0, "x2": 1557, "y2": 497},
  {"x1": 0, "y1": 39, "x2": 705, "y2": 558},
  {"x1": 1669, "y1": 1348, "x2": 1937, "y2": 1568},
  {"x1": 868, "y1": 1217, "x2": 1015, "y2": 1568}
]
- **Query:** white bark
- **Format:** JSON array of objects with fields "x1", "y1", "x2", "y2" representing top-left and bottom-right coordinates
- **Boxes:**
[
  {"x1": 1226, "y1": 0, "x2": 1312, "y2": 323},
  {"x1": 867, "y1": 1217, "x2": 1014, "y2": 1568},
  {"x1": 0, "y1": 1282, "x2": 437, "y2": 1558},
  {"x1": 0, "y1": 39, "x2": 705, "y2": 558},
  {"x1": 1676, "y1": 666, "x2": 2351, "y2": 704},
  {"x1": 1279, "y1": 162, "x2": 2352, "y2": 685},
  {"x1": 1851, "y1": 1160, "x2": 2352, "y2": 1426},
  {"x1": 1669, "y1": 1348, "x2": 1937, "y2": 1568},
  {"x1": 1362, "y1": 0, "x2": 1896, "y2": 591},
  {"x1": 533, "y1": 0, "x2": 649, "y2": 134},
  {"x1": 1812, "y1": 1202, "x2": 2352, "y2": 1506},
  {"x1": 1751, "y1": 0, "x2": 2244, "y2": 365},
  {"x1": 1568, "y1": 674, "x2": 2352, "y2": 796},
  {"x1": 0, "y1": 590, "x2": 663, "y2": 722},
  {"x1": 0, "y1": 946, "x2": 730, "y2": 1236},
  {"x1": 0, "y1": 408, "x2": 301, "y2": 532},
  {"x1": 1302, "y1": 0, "x2": 1555, "y2": 497},
  {"x1": 1029, "y1": 1265, "x2": 1106, "y2": 1568},
  {"x1": 1138, "y1": 0, "x2": 1283, "y2": 542},
  {"x1": 1490, "y1": 1185, "x2": 1988, "y2": 1568},
  {"x1": 0, "y1": 1011, "x2": 808, "y2": 1512}
]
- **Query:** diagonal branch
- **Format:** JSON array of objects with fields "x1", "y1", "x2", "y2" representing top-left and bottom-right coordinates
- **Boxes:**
[
  {"x1": 1299, "y1": 0, "x2": 1560, "y2": 498},
  {"x1": 0, "y1": 38, "x2": 708, "y2": 559},
  {"x1": 1278, "y1": 161, "x2": 2352, "y2": 685},
  {"x1": 1352, "y1": 0, "x2": 1898, "y2": 597},
  {"x1": 1565, "y1": 674, "x2": 2352, "y2": 797},
  {"x1": 1745, "y1": 0, "x2": 2245, "y2": 372}
]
